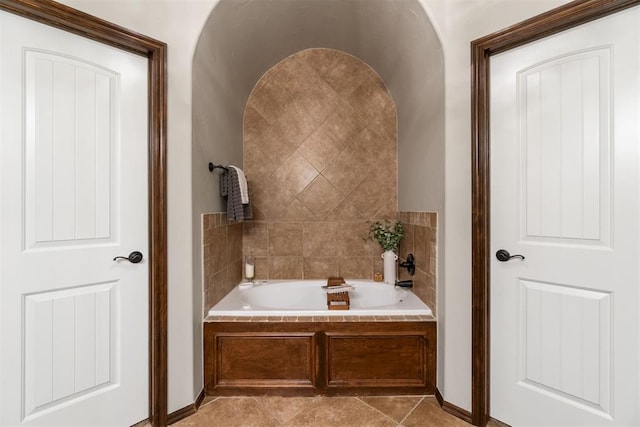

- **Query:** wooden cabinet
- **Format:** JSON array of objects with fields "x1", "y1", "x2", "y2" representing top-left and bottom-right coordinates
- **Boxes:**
[
  {"x1": 326, "y1": 333, "x2": 428, "y2": 388},
  {"x1": 213, "y1": 333, "x2": 317, "y2": 388},
  {"x1": 204, "y1": 321, "x2": 436, "y2": 396}
]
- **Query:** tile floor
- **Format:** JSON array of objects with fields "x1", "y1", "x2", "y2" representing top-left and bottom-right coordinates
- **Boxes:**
[{"x1": 172, "y1": 395, "x2": 490, "y2": 427}]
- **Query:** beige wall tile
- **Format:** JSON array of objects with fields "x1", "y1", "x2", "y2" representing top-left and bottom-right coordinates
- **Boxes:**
[
  {"x1": 202, "y1": 214, "x2": 247, "y2": 313},
  {"x1": 324, "y1": 54, "x2": 379, "y2": 97},
  {"x1": 413, "y1": 225, "x2": 430, "y2": 273},
  {"x1": 399, "y1": 223, "x2": 415, "y2": 260},
  {"x1": 271, "y1": 103, "x2": 317, "y2": 148},
  {"x1": 303, "y1": 222, "x2": 338, "y2": 257},
  {"x1": 269, "y1": 256, "x2": 303, "y2": 279},
  {"x1": 411, "y1": 268, "x2": 429, "y2": 308},
  {"x1": 295, "y1": 76, "x2": 341, "y2": 123},
  {"x1": 399, "y1": 211, "x2": 438, "y2": 315},
  {"x1": 298, "y1": 48, "x2": 339, "y2": 77},
  {"x1": 297, "y1": 126, "x2": 341, "y2": 171},
  {"x1": 327, "y1": 196, "x2": 363, "y2": 221},
  {"x1": 339, "y1": 222, "x2": 379, "y2": 257},
  {"x1": 281, "y1": 199, "x2": 316, "y2": 222},
  {"x1": 227, "y1": 223, "x2": 243, "y2": 262},
  {"x1": 254, "y1": 256, "x2": 269, "y2": 280},
  {"x1": 269, "y1": 53, "x2": 319, "y2": 98},
  {"x1": 251, "y1": 180, "x2": 296, "y2": 220},
  {"x1": 243, "y1": 105, "x2": 270, "y2": 144},
  {"x1": 321, "y1": 103, "x2": 366, "y2": 150},
  {"x1": 228, "y1": 258, "x2": 243, "y2": 288},
  {"x1": 208, "y1": 226, "x2": 227, "y2": 272},
  {"x1": 303, "y1": 257, "x2": 339, "y2": 279},
  {"x1": 269, "y1": 223, "x2": 303, "y2": 256},
  {"x1": 248, "y1": 78, "x2": 294, "y2": 124},
  {"x1": 321, "y1": 148, "x2": 366, "y2": 195},
  {"x1": 205, "y1": 269, "x2": 225, "y2": 312},
  {"x1": 297, "y1": 175, "x2": 343, "y2": 218},
  {"x1": 273, "y1": 151, "x2": 319, "y2": 196},
  {"x1": 338, "y1": 256, "x2": 373, "y2": 279},
  {"x1": 252, "y1": 124, "x2": 296, "y2": 170},
  {"x1": 243, "y1": 139, "x2": 272, "y2": 179},
  {"x1": 242, "y1": 222, "x2": 268, "y2": 257},
  {"x1": 349, "y1": 175, "x2": 389, "y2": 220}
]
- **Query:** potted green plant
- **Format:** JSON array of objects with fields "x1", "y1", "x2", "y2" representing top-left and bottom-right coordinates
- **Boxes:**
[{"x1": 368, "y1": 220, "x2": 404, "y2": 284}]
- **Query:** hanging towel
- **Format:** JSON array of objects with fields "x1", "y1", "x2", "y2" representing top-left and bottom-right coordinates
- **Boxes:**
[
  {"x1": 229, "y1": 165, "x2": 249, "y2": 204},
  {"x1": 219, "y1": 167, "x2": 253, "y2": 222}
]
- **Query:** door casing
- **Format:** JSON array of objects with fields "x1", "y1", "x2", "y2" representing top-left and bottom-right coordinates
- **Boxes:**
[
  {"x1": 0, "y1": 1, "x2": 168, "y2": 425},
  {"x1": 471, "y1": 0, "x2": 640, "y2": 425}
]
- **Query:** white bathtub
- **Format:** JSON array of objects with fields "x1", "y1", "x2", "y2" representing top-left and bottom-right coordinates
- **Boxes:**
[{"x1": 208, "y1": 279, "x2": 432, "y2": 317}]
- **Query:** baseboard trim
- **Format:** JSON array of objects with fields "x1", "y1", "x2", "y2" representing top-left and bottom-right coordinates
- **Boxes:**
[
  {"x1": 435, "y1": 387, "x2": 473, "y2": 424},
  {"x1": 167, "y1": 389, "x2": 205, "y2": 425},
  {"x1": 194, "y1": 388, "x2": 206, "y2": 409},
  {"x1": 435, "y1": 387, "x2": 445, "y2": 406}
]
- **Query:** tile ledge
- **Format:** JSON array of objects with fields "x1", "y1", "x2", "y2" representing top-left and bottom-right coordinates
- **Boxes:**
[{"x1": 204, "y1": 314, "x2": 436, "y2": 323}]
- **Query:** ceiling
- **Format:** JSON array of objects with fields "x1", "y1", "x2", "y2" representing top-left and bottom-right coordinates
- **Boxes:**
[{"x1": 198, "y1": 0, "x2": 442, "y2": 114}]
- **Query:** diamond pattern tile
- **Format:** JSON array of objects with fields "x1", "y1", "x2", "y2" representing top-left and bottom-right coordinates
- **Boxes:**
[
  {"x1": 173, "y1": 396, "x2": 479, "y2": 426},
  {"x1": 273, "y1": 151, "x2": 319, "y2": 196},
  {"x1": 243, "y1": 48, "x2": 397, "y2": 279}
]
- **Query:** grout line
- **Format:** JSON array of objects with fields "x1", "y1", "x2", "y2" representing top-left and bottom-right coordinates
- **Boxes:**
[
  {"x1": 254, "y1": 395, "x2": 324, "y2": 425},
  {"x1": 201, "y1": 396, "x2": 223, "y2": 408},
  {"x1": 355, "y1": 395, "x2": 424, "y2": 426},
  {"x1": 249, "y1": 396, "x2": 282, "y2": 426},
  {"x1": 354, "y1": 396, "x2": 400, "y2": 425},
  {"x1": 398, "y1": 395, "x2": 426, "y2": 426},
  {"x1": 254, "y1": 396, "x2": 289, "y2": 425}
]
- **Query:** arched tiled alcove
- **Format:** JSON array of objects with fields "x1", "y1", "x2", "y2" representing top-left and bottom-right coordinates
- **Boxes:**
[
  {"x1": 243, "y1": 48, "x2": 397, "y2": 280},
  {"x1": 192, "y1": 0, "x2": 444, "y2": 393}
]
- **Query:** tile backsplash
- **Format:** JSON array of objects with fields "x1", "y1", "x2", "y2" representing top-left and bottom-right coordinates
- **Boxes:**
[
  {"x1": 202, "y1": 213, "x2": 242, "y2": 313},
  {"x1": 202, "y1": 210, "x2": 439, "y2": 315},
  {"x1": 398, "y1": 212, "x2": 437, "y2": 315}
]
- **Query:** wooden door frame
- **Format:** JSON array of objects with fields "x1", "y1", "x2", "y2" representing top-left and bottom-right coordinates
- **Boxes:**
[
  {"x1": 0, "y1": 1, "x2": 168, "y2": 425},
  {"x1": 470, "y1": 0, "x2": 639, "y2": 425}
]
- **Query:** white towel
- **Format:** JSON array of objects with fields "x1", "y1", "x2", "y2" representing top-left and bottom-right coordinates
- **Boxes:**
[{"x1": 229, "y1": 165, "x2": 249, "y2": 204}]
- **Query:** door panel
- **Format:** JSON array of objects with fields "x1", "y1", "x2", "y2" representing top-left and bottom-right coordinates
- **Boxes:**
[
  {"x1": 25, "y1": 50, "x2": 116, "y2": 246},
  {"x1": 24, "y1": 283, "x2": 117, "y2": 417},
  {"x1": 519, "y1": 280, "x2": 611, "y2": 412},
  {"x1": 520, "y1": 48, "x2": 610, "y2": 244},
  {"x1": 0, "y1": 10, "x2": 149, "y2": 426},
  {"x1": 490, "y1": 6, "x2": 639, "y2": 426}
]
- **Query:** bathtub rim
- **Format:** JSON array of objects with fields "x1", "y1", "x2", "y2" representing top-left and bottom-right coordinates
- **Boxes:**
[{"x1": 207, "y1": 279, "x2": 433, "y2": 318}]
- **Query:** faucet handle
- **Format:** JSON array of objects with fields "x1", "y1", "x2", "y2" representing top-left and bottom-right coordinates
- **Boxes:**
[{"x1": 399, "y1": 253, "x2": 416, "y2": 276}]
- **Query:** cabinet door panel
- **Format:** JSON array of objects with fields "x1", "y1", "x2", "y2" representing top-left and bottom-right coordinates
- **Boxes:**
[
  {"x1": 215, "y1": 333, "x2": 316, "y2": 388},
  {"x1": 327, "y1": 334, "x2": 427, "y2": 387}
]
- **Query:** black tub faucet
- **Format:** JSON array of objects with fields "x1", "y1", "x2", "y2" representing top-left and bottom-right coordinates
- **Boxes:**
[{"x1": 395, "y1": 279, "x2": 413, "y2": 288}]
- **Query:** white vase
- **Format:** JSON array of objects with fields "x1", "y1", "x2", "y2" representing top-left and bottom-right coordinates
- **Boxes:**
[{"x1": 381, "y1": 250, "x2": 398, "y2": 284}]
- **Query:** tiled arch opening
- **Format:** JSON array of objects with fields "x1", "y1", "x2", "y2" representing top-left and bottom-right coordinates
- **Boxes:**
[{"x1": 242, "y1": 48, "x2": 397, "y2": 280}]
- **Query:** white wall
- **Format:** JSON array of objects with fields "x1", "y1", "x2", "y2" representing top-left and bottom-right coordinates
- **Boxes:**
[{"x1": 420, "y1": 0, "x2": 572, "y2": 412}]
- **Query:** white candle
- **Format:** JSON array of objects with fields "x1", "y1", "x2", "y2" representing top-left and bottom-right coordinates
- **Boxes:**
[{"x1": 245, "y1": 263, "x2": 255, "y2": 279}]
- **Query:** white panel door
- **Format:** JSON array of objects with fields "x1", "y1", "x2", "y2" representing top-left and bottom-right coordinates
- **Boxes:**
[
  {"x1": 0, "y1": 11, "x2": 149, "y2": 426},
  {"x1": 490, "y1": 6, "x2": 639, "y2": 426}
]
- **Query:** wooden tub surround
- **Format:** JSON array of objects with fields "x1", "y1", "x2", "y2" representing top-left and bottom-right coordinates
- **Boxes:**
[{"x1": 204, "y1": 318, "x2": 436, "y2": 396}]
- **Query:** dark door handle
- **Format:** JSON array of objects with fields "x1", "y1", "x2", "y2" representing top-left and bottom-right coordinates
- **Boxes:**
[
  {"x1": 113, "y1": 251, "x2": 143, "y2": 264},
  {"x1": 496, "y1": 249, "x2": 525, "y2": 262}
]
